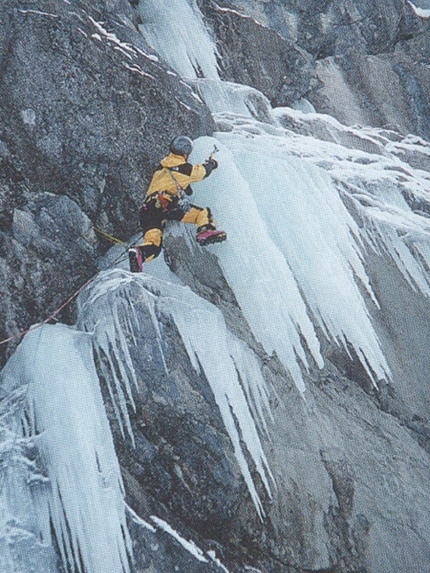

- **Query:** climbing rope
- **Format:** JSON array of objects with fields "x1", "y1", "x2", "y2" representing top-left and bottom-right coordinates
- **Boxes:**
[
  {"x1": 93, "y1": 226, "x2": 129, "y2": 247},
  {"x1": 0, "y1": 227, "x2": 134, "y2": 347},
  {"x1": 0, "y1": 275, "x2": 97, "y2": 346}
]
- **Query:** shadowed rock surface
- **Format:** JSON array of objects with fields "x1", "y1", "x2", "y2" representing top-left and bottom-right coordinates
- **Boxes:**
[{"x1": 208, "y1": 0, "x2": 430, "y2": 139}]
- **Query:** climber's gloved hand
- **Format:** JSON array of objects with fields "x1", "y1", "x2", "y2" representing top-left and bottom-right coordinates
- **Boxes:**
[{"x1": 203, "y1": 158, "x2": 218, "y2": 177}]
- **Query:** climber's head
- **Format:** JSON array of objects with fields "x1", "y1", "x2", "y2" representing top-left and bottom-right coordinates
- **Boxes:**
[{"x1": 169, "y1": 135, "x2": 193, "y2": 158}]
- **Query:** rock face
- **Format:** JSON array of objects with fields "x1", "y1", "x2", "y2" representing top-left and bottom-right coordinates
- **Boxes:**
[
  {"x1": 215, "y1": 0, "x2": 420, "y2": 57},
  {"x1": 2, "y1": 0, "x2": 430, "y2": 362},
  {"x1": 0, "y1": 0, "x2": 213, "y2": 363},
  {"x1": 207, "y1": 0, "x2": 430, "y2": 139},
  {"x1": 197, "y1": 1, "x2": 316, "y2": 106},
  {"x1": 310, "y1": 37, "x2": 430, "y2": 139}
]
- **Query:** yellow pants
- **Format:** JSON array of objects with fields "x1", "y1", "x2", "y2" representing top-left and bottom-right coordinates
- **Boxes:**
[{"x1": 138, "y1": 197, "x2": 215, "y2": 262}]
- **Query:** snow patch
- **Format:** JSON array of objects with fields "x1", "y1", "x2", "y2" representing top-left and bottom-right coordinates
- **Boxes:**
[
  {"x1": 122, "y1": 62, "x2": 156, "y2": 80},
  {"x1": 408, "y1": 1, "x2": 430, "y2": 17},
  {"x1": 207, "y1": 550, "x2": 231, "y2": 572},
  {"x1": 150, "y1": 516, "x2": 209, "y2": 562},
  {"x1": 126, "y1": 505, "x2": 157, "y2": 533},
  {"x1": 21, "y1": 108, "x2": 36, "y2": 126},
  {"x1": 19, "y1": 9, "x2": 59, "y2": 18},
  {"x1": 88, "y1": 16, "x2": 138, "y2": 56}
]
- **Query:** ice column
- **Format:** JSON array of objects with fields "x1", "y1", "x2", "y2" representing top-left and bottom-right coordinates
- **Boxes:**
[
  {"x1": 138, "y1": 0, "x2": 219, "y2": 79},
  {"x1": 0, "y1": 324, "x2": 132, "y2": 573}
]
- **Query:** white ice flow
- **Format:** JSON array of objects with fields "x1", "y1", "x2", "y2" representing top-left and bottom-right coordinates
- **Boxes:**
[
  {"x1": 188, "y1": 132, "x2": 391, "y2": 388},
  {"x1": 136, "y1": 0, "x2": 393, "y2": 389},
  {"x1": 78, "y1": 270, "x2": 273, "y2": 517},
  {"x1": 137, "y1": 0, "x2": 219, "y2": 80},
  {"x1": 0, "y1": 325, "x2": 132, "y2": 573},
  {"x1": 0, "y1": 259, "x2": 274, "y2": 573}
]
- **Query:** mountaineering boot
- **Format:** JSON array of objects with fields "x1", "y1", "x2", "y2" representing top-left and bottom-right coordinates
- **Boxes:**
[
  {"x1": 128, "y1": 247, "x2": 144, "y2": 273},
  {"x1": 196, "y1": 227, "x2": 227, "y2": 246}
]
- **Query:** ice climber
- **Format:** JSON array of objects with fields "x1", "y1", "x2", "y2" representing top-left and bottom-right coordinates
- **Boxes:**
[{"x1": 128, "y1": 135, "x2": 226, "y2": 272}]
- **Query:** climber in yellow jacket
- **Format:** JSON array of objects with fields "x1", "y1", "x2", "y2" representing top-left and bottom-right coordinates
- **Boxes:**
[{"x1": 129, "y1": 135, "x2": 226, "y2": 272}]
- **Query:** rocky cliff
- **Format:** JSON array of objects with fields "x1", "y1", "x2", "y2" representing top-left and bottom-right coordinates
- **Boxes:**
[
  {"x1": 1, "y1": 1, "x2": 430, "y2": 573},
  {"x1": 204, "y1": 0, "x2": 430, "y2": 138},
  {"x1": 0, "y1": 0, "x2": 213, "y2": 364}
]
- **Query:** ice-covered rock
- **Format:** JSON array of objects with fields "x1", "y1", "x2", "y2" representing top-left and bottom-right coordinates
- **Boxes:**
[{"x1": 2, "y1": 0, "x2": 430, "y2": 572}]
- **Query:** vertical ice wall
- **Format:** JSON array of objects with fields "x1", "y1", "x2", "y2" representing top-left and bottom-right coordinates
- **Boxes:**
[
  {"x1": 137, "y1": 0, "x2": 219, "y2": 79},
  {"x1": 137, "y1": 0, "x2": 390, "y2": 389},
  {"x1": 0, "y1": 325, "x2": 132, "y2": 573},
  {"x1": 189, "y1": 133, "x2": 390, "y2": 388}
]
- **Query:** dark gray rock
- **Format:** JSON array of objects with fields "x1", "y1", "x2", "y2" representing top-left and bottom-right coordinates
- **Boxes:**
[
  {"x1": 0, "y1": 189, "x2": 99, "y2": 364},
  {"x1": 197, "y1": 1, "x2": 316, "y2": 106},
  {"x1": 309, "y1": 46, "x2": 430, "y2": 140},
  {"x1": 0, "y1": 0, "x2": 214, "y2": 364},
  {"x1": 214, "y1": 0, "x2": 421, "y2": 57}
]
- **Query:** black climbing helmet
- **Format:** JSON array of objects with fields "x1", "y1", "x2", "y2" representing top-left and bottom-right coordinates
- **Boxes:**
[{"x1": 169, "y1": 135, "x2": 193, "y2": 156}]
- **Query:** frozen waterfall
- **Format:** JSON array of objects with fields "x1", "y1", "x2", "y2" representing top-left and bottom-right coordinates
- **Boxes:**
[
  {"x1": 136, "y1": 0, "x2": 391, "y2": 391},
  {"x1": 3, "y1": 1, "x2": 430, "y2": 572},
  {"x1": 137, "y1": 0, "x2": 430, "y2": 390},
  {"x1": 137, "y1": 0, "x2": 219, "y2": 80},
  {"x1": 0, "y1": 325, "x2": 132, "y2": 573}
]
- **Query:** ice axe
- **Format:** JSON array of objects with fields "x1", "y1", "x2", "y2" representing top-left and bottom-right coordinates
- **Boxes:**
[{"x1": 209, "y1": 144, "x2": 219, "y2": 161}]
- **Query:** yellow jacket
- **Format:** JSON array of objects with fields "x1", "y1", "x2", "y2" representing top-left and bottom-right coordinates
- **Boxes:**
[{"x1": 146, "y1": 153, "x2": 207, "y2": 198}]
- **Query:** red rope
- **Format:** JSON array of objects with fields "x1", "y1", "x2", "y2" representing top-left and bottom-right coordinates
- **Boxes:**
[
  {"x1": 0, "y1": 229, "x2": 138, "y2": 349},
  {"x1": 0, "y1": 275, "x2": 96, "y2": 347}
]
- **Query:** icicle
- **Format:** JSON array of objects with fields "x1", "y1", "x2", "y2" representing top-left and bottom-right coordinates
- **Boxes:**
[
  {"x1": 0, "y1": 324, "x2": 132, "y2": 573},
  {"x1": 77, "y1": 271, "x2": 167, "y2": 443},
  {"x1": 166, "y1": 298, "x2": 274, "y2": 514},
  {"x1": 78, "y1": 270, "x2": 273, "y2": 518}
]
